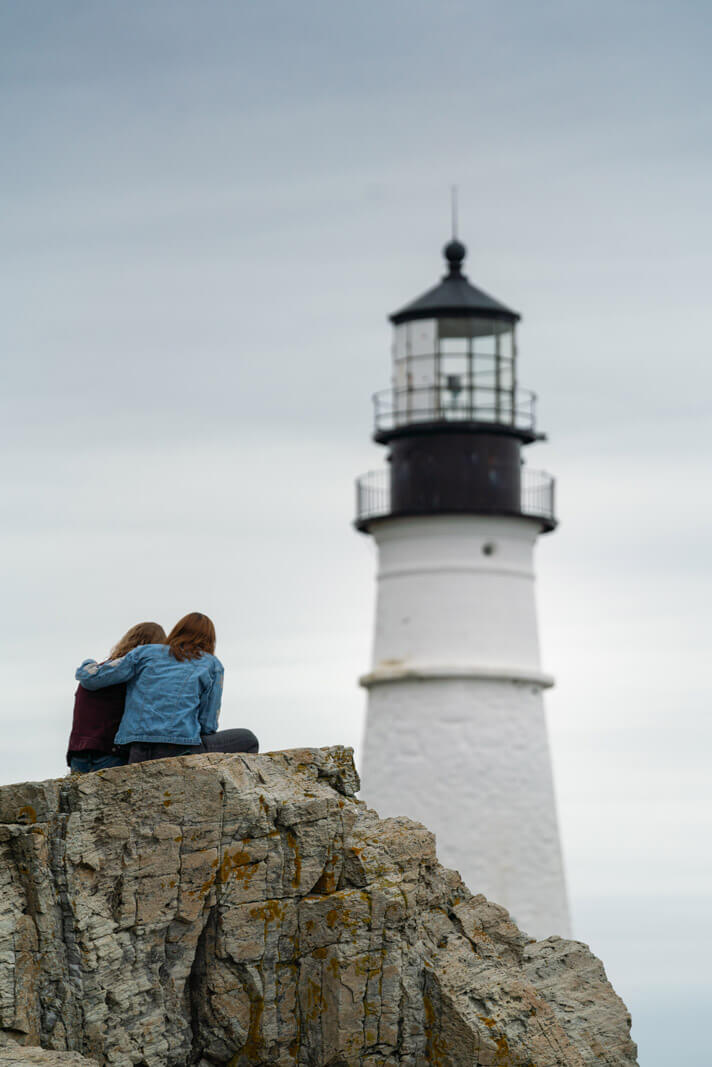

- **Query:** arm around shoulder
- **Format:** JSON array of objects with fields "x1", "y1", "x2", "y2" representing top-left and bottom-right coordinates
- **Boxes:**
[{"x1": 75, "y1": 647, "x2": 141, "y2": 689}]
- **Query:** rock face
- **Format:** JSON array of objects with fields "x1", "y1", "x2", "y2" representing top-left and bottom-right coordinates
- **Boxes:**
[
  {"x1": 0, "y1": 748, "x2": 637, "y2": 1067},
  {"x1": 0, "y1": 1051, "x2": 97, "y2": 1066}
]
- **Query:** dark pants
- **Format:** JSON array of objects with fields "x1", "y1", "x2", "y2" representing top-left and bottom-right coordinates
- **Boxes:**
[
  {"x1": 127, "y1": 728, "x2": 259, "y2": 765},
  {"x1": 70, "y1": 751, "x2": 128, "y2": 773}
]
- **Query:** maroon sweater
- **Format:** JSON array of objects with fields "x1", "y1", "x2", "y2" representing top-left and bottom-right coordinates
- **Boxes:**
[{"x1": 66, "y1": 683, "x2": 127, "y2": 765}]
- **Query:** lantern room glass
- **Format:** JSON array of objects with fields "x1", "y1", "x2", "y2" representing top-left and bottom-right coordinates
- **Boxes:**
[{"x1": 391, "y1": 316, "x2": 518, "y2": 427}]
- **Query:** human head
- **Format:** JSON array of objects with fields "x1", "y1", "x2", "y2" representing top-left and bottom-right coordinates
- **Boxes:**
[
  {"x1": 110, "y1": 621, "x2": 166, "y2": 660},
  {"x1": 166, "y1": 612, "x2": 216, "y2": 662}
]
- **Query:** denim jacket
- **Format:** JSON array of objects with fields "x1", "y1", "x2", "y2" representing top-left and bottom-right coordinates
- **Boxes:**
[{"x1": 75, "y1": 644, "x2": 224, "y2": 747}]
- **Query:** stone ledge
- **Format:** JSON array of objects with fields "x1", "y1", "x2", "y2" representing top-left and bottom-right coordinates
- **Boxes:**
[{"x1": 0, "y1": 745, "x2": 636, "y2": 1066}]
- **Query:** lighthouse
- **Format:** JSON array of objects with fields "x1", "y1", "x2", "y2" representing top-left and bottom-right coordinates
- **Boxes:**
[{"x1": 355, "y1": 237, "x2": 570, "y2": 938}]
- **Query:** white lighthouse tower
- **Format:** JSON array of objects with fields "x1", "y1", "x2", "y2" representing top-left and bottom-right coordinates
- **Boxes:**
[{"x1": 355, "y1": 237, "x2": 570, "y2": 938}]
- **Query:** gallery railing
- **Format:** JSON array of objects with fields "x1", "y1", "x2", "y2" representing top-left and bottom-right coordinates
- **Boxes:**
[
  {"x1": 355, "y1": 466, "x2": 556, "y2": 528},
  {"x1": 372, "y1": 384, "x2": 538, "y2": 435}
]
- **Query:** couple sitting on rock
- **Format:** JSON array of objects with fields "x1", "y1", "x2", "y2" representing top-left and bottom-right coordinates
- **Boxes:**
[{"x1": 67, "y1": 612, "x2": 258, "y2": 773}]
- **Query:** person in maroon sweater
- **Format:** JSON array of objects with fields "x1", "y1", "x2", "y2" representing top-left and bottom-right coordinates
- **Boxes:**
[{"x1": 67, "y1": 621, "x2": 166, "y2": 772}]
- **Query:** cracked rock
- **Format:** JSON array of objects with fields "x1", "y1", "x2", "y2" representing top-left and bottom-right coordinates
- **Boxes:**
[{"x1": 0, "y1": 746, "x2": 637, "y2": 1066}]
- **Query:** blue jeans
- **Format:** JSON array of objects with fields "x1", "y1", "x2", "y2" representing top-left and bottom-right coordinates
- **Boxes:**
[{"x1": 70, "y1": 752, "x2": 128, "y2": 773}]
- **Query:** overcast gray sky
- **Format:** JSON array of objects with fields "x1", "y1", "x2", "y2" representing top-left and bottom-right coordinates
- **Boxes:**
[{"x1": 2, "y1": 3, "x2": 711, "y2": 1062}]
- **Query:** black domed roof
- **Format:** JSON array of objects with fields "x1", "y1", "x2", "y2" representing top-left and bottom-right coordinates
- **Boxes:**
[{"x1": 390, "y1": 241, "x2": 520, "y2": 325}]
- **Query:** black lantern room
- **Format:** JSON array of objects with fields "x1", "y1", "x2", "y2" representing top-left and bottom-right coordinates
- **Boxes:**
[{"x1": 355, "y1": 239, "x2": 556, "y2": 531}]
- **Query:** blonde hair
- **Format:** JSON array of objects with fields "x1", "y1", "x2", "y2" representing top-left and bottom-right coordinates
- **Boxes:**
[{"x1": 109, "y1": 621, "x2": 166, "y2": 660}]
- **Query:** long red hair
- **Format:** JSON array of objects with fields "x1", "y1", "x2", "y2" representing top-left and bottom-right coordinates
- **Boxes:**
[{"x1": 166, "y1": 612, "x2": 216, "y2": 662}]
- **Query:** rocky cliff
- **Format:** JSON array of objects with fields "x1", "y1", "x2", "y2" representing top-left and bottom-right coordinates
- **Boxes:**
[{"x1": 0, "y1": 748, "x2": 637, "y2": 1067}]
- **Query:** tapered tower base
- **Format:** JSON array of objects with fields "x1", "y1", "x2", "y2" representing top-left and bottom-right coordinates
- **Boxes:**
[
  {"x1": 358, "y1": 514, "x2": 570, "y2": 940},
  {"x1": 361, "y1": 675, "x2": 570, "y2": 939}
]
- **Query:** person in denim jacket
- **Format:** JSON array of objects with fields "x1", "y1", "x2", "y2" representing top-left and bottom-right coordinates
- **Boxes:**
[{"x1": 76, "y1": 612, "x2": 258, "y2": 764}]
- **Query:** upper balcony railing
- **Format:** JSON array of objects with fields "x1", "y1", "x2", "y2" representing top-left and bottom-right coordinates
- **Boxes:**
[
  {"x1": 373, "y1": 385, "x2": 538, "y2": 438},
  {"x1": 355, "y1": 465, "x2": 556, "y2": 532}
]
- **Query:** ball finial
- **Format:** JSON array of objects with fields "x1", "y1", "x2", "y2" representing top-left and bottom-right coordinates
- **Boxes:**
[{"x1": 444, "y1": 238, "x2": 466, "y2": 275}]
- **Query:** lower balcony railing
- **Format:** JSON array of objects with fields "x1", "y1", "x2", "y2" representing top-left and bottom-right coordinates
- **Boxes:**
[{"x1": 355, "y1": 466, "x2": 556, "y2": 530}]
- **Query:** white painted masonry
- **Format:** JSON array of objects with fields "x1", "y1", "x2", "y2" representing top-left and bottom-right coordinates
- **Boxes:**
[{"x1": 360, "y1": 514, "x2": 571, "y2": 939}]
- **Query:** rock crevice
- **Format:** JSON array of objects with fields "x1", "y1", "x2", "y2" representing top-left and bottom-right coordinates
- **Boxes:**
[{"x1": 0, "y1": 747, "x2": 637, "y2": 1066}]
